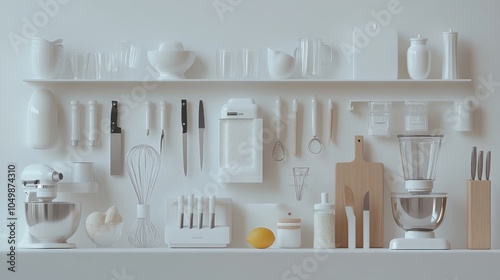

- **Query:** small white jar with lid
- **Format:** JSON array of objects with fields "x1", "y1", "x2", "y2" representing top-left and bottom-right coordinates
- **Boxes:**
[
  {"x1": 407, "y1": 34, "x2": 431, "y2": 80},
  {"x1": 277, "y1": 218, "x2": 301, "y2": 248},
  {"x1": 314, "y1": 192, "x2": 335, "y2": 248}
]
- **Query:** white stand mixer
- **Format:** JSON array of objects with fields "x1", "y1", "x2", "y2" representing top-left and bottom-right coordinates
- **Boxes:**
[
  {"x1": 389, "y1": 135, "x2": 451, "y2": 250},
  {"x1": 20, "y1": 164, "x2": 96, "y2": 249}
]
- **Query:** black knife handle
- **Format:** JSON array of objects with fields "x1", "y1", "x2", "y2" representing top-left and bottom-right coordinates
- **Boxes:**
[
  {"x1": 181, "y1": 99, "x2": 187, "y2": 134},
  {"x1": 199, "y1": 100, "x2": 205, "y2": 129},
  {"x1": 111, "y1": 100, "x2": 121, "y2": 133}
]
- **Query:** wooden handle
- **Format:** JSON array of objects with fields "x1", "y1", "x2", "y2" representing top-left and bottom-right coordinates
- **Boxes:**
[{"x1": 353, "y1": 135, "x2": 365, "y2": 162}]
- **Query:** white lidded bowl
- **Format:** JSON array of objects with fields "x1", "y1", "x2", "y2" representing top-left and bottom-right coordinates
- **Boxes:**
[
  {"x1": 24, "y1": 202, "x2": 81, "y2": 244},
  {"x1": 147, "y1": 50, "x2": 196, "y2": 79}
]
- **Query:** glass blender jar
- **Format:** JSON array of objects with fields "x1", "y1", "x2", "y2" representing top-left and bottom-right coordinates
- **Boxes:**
[{"x1": 389, "y1": 135, "x2": 450, "y2": 250}]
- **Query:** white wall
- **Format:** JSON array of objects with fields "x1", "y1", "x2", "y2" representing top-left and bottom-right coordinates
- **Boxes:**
[{"x1": 1, "y1": 0, "x2": 500, "y2": 277}]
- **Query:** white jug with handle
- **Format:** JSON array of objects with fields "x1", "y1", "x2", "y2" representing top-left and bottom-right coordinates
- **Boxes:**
[{"x1": 267, "y1": 48, "x2": 296, "y2": 79}]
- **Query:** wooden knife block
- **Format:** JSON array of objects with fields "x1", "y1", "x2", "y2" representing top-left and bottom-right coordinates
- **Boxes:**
[{"x1": 467, "y1": 180, "x2": 491, "y2": 249}]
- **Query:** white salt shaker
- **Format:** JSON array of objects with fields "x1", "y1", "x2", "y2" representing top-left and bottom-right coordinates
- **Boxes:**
[
  {"x1": 313, "y1": 193, "x2": 335, "y2": 248},
  {"x1": 407, "y1": 34, "x2": 431, "y2": 80},
  {"x1": 277, "y1": 218, "x2": 301, "y2": 248},
  {"x1": 442, "y1": 29, "x2": 459, "y2": 79}
]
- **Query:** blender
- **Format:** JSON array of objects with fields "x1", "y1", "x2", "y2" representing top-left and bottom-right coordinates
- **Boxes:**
[{"x1": 389, "y1": 135, "x2": 450, "y2": 250}]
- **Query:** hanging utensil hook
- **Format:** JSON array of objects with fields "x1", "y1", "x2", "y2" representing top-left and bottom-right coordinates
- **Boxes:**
[
  {"x1": 273, "y1": 97, "x2": 285, "y2": 161},
  {"x1": 308, "y1": 97, "x2": 322, "y2": 154}
]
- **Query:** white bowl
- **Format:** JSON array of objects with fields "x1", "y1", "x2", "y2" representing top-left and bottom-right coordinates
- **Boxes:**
[
  {"x1": 147, "y1": 50, "x2": 196, "y2": 79},
  {"x1": 85, "y1": 222, "x2": 123, "y2": 247}
]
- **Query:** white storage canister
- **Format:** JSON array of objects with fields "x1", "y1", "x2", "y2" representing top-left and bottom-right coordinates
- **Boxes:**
[
  {"x1": 277, "y1": 218, "x2": 301, "y2": 248},
  {"x1": 314, "y1": 192, "x2": 335, "y2": 248},
  {"x1": 407, "y1": 34, "x2": 431, "y2": 80}
]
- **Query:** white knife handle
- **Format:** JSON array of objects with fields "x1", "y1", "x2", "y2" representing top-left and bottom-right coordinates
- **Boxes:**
[
  {"x1": 198, "y1": 196, "x2": 204, "y2": 214},
  {"x1": 88, "y1": 100, "x2": 97, "y2": 147},
  {"x1": 70, "y1": 100, "x2": 80, "y2": 146},
  {"x1": 275, "y1": 97, "x2": 282, "y2": 139},
  {"x1": 160, "y1": 100, "x2": 167, "y2": 130},
  {"x1": 145, "y1": 101, "x2": 152, "y2": 135},
  {"x1": 311, "y1": 97, "x2": 317, "y2": 137},
  {"x1": 187, "y1": 194, "x2": 194, "y2": 214}
]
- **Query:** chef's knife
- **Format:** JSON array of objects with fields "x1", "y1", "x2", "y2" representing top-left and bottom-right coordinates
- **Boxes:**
[
  {"x1": 110, "y1": 100, "x2": 122, "y2": 175},
  {"x1": 181, "y1": 99, "x2": 187, "y2": 177},
  {"x1": 198, "y1": 100, "x2": 205, "y2": 170}
]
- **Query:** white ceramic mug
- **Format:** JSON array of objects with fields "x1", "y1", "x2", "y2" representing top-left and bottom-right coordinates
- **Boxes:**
[{"x1": 72, "y1": 162, "x2": 95, "y2": 183}]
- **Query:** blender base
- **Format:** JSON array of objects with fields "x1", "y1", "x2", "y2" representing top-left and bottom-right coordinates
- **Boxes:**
[{"x1": 389, "y1": 231, "x2": 450, "y2": 250}]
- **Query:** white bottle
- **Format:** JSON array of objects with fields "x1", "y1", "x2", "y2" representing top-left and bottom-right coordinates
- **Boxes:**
[
  {"x1": 407, "y1": 34, "x2": 431, "y2": 80},
  {"x1": 313, "y1": 192, "x2": 335, "y2": 248},
  {"x1": 442, "y1": 29, "x2": 458, "y2": 79},
  {"x1": 28, "y1": 89, "x2": 58, "y2": 149}
]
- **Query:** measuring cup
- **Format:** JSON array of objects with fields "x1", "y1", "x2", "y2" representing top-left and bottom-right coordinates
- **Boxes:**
[{"x1": 297, "y1": 38, "x2": 333, "y2": 79}]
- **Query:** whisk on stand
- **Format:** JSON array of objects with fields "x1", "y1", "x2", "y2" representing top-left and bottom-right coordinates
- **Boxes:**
[{"x1": 125, "y1": 144, "x2": 161, "y2": 248}]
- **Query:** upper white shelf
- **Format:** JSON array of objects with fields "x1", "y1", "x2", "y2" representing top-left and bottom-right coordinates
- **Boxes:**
[{"x1": 23, "y1": 78, "x2": 472, "y2": 84}]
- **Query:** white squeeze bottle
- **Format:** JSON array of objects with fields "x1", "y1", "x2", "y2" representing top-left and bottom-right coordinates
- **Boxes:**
[{"x1": 313, "y1": 192, "x2": 335, "y2": 249}]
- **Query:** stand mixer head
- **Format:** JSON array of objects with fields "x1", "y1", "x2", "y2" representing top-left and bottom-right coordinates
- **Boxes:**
[{"x1": 390, "y1": 135, "x2": 450, "y2": 250}]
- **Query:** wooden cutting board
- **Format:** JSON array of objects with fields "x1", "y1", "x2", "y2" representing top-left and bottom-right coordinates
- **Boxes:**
[{"x1": 335, "y1": 135, "x2": 384, "y2": 248}]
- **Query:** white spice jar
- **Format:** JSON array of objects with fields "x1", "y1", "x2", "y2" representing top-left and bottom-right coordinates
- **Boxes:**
[
  {"x1": 277, "y1": 218, "x2": 301, "y2": 248},
  {"x1": 313, "y1": 193, "x2": 335, "y2": 248}
]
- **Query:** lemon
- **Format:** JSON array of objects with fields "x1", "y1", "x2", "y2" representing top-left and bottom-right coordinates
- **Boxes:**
[{"x1": 246, "y1": 227, "x2": 275, "y2": 249}]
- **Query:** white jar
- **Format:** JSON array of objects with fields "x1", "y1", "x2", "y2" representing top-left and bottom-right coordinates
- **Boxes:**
[
  {"x1": 28, "y1": 89, "x2": 58, "y2": 149},
  {"x1": 277, "y1": 218, "x2": 301, "y2": 248},
  {"x1": 407, "y1": 35, "x2": 431, "y2": 80},
  {"x1": 313, "y1": 193, "x2": 335, "y2": 248}
]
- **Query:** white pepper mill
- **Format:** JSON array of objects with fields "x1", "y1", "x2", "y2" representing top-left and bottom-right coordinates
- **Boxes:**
[
  {"x1": 442, "y1": 29, "x2": 459, "y2": 79},
  {"x1": 407, "y1": 34, "x2": 431, "y2": 79}
]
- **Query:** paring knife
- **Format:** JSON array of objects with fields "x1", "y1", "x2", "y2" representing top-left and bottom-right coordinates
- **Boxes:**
[
  {"x1": 209, "y1": 195, "x2": 215, "y2": 229},
  {"x1": 343, "y1": 185, "x2": 355, "y2": 249},
  {"x1": 181, "y1": 99, "x2": 188, "y2": 177},
  {"x1": 198, "y1": 100, "x2": 205, "y2": 170},
  {"x1": 110, "y1": 101, "x2": 122, "y2": 175},
  {"x1": 198, "y1": 196, "x2": 204, "y2": 229},
  {"x1": 160, "y1": 101, "x2": 167, "y2": 154},
  {"x1": 471, "y1": 146, "x2": 477, "y2": 180}
]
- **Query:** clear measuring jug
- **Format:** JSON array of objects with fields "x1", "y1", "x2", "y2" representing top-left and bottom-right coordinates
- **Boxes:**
[{"x1": 297, "y1": 38, "x2": 333, "y2": 79}]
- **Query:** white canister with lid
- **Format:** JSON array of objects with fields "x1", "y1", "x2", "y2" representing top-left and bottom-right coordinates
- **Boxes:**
[
  {"x1": 407, "y1": 34, "x2": 431, "y2": 80},
  {"x1": 277, "y1": 218, "x2": 301, "y2": 248},
  {"x1": 314, "y1": 192, "x2": 335, "y2": 248}
]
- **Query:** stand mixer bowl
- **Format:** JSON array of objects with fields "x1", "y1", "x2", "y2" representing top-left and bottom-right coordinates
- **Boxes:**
[
  {"x1": 24, "y1": 202, "x2": 81, "y2": 244},
  {"x1": 391, "y1": 193, "x2": 447, "y2": 231}
]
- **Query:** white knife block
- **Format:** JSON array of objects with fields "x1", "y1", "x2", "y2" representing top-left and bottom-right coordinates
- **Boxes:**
[{"x1": 164, "y1": 197, "x2": 232, "y2": 248}]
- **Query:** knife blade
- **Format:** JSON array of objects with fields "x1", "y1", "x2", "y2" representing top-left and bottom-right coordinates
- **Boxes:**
[
  {"x1": 181, "y1": 99, "x2": 188, "y2": 177},
  {"x1": 110, "y1": 100, "x2": 122, "y2": 175},
  {"x1": 478, "y1": 150, "x2": 484, "y2": 180},
  {"x1": 471, "y1": 146, "x2": 477, "y2": 180},
  {"x1": 198, "y1": 100, "x2": 205, "y2": 170},
  {"x1": 486, "y1": 151, "x2": 491, "y2": 180}
]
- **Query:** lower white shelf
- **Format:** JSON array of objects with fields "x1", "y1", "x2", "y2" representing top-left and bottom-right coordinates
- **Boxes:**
[{"x1": 4, "y1": 248, "x2": 500, "y2": 279}]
